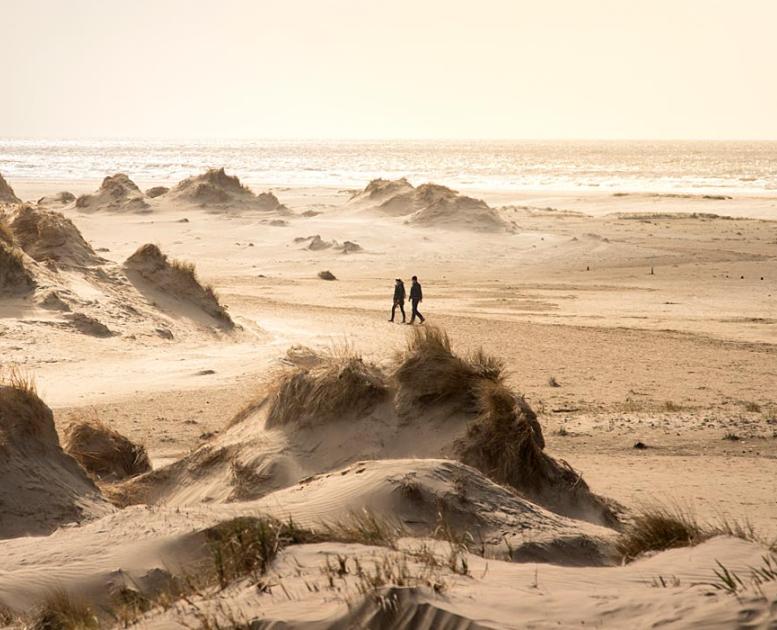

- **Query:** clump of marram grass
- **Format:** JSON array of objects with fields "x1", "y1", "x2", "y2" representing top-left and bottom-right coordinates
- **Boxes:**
[
  {"x1": 393, "y1": 325, "x2": 504, "y2": 412},
  {"x1": 29, "y1": 590, "x2": 99, "y2": 630},
  {"x1": 616, "y1": 505, "x2": 774, "y2": 562},
  {"x1": 62, "y1": 410, "x2": 151, "y2": 481},
  {"x1": 616, "y1": 506, "x2": 705, "y2": 562},
  {"x1": 265, "y1": 346, "x2": 387, "y2": 428},
  {"x1": 455, "y1": 379, "x2": 618, "y2": 527},
  {"x1": 0, "y1": 367, "x2": 55, "y2": 445}
]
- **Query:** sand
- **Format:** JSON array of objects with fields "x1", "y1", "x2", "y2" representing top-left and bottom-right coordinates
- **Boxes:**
[{"x1": 0, "y1": 172, "x2": 776, "y2": 628}]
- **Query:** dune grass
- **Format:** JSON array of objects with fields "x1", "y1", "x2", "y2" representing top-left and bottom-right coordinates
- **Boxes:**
[
  {"x1": 616, "y1": 504, "x2": 775, "y2": 562},
  {"x1": 265, "y1": 346, "x2": 387, "y2": 428},
  {"x1": 204, "y1": 516, "x2": 317, "y2": 588},
  {"x1": 62, "y1": 410, "x2": 151, "y2": 481},
  {"x1": 393, "y1": 325, "x2": 504, "y2": 412},
  {"x1": 318, "y1": 509, "x2": 406, "y2": 548},
  {"x1": 29, "y1": 590, "x2": 99, "y2": 630}
]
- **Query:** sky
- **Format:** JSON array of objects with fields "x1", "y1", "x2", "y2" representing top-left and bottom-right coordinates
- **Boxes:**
[{"x1": 2, "y1": 0, "x2": 777, "y2": 140}]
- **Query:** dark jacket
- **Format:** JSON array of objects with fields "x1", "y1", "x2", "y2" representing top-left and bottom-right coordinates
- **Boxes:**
[
  {"x1": 409, "y1": 281, "x2": 422, "y2": 301},
  {"x1": 393, "y1": 282, "x2": 406, "y2": 302}
]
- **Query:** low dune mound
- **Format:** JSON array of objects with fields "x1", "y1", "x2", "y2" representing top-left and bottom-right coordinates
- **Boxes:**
[
  {"x1": 63, "y1": 416, "x2": 151, "y2": 482},
  {"x1": 350, "y1": 177, "x2": 415, "y2": 206},
  {"x1": 0, "y1": 374, "x2": 110, "y2": 538},
  {"x1": 408, "y1": 187, "x2": 509, "y2": 232},
  {"x1": 337, "y1": 240, "x2": 362, "y2": 253},
  {"x1": 144, "y1": 186, "x2": 169, "y2": 198},
  {"x1": 303, "y1": 234, "x2": 333, "y2": 250},
  {"x1": 9, "y1": 205, "x2": 104, "y2": 267},
  {"x1": 0, "y1": 173, "x2": 20, "y2": 205},
  {"x1": 352, "y1": 178, "x2": 509, "y2": 231},
  {"x1": 37, "y1": 191, "x2": 75, "y2": 208},
  {"x1": 75, "y1": 174, "x2": 149, "y2": 212},
  {"x1": 124, "y1": 243, "x2": 234, "y2": 329},
  {"x1": 294, "y1": 235, "x2": 362, "y2": 253},
  {"x1": 169, "y1": 168, "x2": 288, "y2": 211}
]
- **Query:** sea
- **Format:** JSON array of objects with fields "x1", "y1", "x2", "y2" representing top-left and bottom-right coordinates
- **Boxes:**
[{"x1": 1, "y1": 139, "x2": 776, "y2": 196}]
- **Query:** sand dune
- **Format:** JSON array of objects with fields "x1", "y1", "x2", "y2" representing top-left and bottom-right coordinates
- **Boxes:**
[
  {"x1": 0, "y1": 379, "x2": 111, "y2": 539},
  {"x1": 37, "y1": 191, "x2": 76, "y2": 208},
  {"x1": 167, "y1": 167, "x2": 288, "y2": 212},
  {"x1": 10, "y1": 204, "x2": 105, "y2": 268},
  {"x1": 114, "y1": 333, "x2": 614, "y2": 528},
  {"x1": 75, "y1": 174, "x2": 150, "y2": 213},
  {"x1": 124, "y1": 243, "x2": 235, "y2": 330},
  {"x1": 350, "y1": 178, "x2": 511, "y2": 231}
]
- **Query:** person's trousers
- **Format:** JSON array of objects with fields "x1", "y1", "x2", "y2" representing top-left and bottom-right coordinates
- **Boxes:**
[
  {"x1": 410, "y1": 299, "x2": 424, "y2": 323},
  {"x1": 390, "y1": 300, "x2": 405, "y2": 322}
]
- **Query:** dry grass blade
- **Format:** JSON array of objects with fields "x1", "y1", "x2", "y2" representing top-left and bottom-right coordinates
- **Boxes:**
[{"x1": 318, "y1": 509, "x2": 406, "y2": 548}]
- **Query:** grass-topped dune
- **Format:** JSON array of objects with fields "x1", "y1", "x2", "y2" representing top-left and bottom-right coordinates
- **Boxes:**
[
  {"x1": 124, "y1": 243, "x2": 234, "y2": 330},
  {"x1": 168, "y1": 167, "x2": 288, "y2": 211},
  {"x1": 0, "y1": 370, "x2": 110, "y2": 538},
  {"x1": 116, "y1": 326, "x2": 618, "y2": 527}
]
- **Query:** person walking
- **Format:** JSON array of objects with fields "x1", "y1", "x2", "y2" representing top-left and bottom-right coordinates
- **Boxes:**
[
  {"x1": 408, "y1": 275, "x2": 425, "y2": 324},
  {"x1": 389, "y1": 278, "x2": 406, "y2": 323}
]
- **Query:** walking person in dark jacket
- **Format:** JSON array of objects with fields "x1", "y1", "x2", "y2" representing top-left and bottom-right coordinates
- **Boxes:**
[
  {"x1": 389, "y1": 278, "x2": 406, "y2": 323},
  {"x1": 408, "y1": 275, "x2": 425, "y2": 324}
]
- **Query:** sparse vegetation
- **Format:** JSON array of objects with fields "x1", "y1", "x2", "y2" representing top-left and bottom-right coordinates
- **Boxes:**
[
  {"x1": 617, "y1": 504, "x2": 773, "y2": 562},
  {"x1": 742, "y1": 401, "x2": 761, "y2": 413},
  {"x1": 663, "y1": 400, "x2": 682, "y2": 412},
  {"x1": 723, "y1": 432, "x2": 741, "y2": 441},
  {"x1": 317, "y1": 270, "x2": 336, "y2": 280},
  {"x1": 29, "y1": 590, "x2": 100, "y2": 630},
  {"x1": 319, "y1": 509, "x2": 405, "y2": 548},
  {"x1": 711, "y1": 555, "x2": 777, "y2": 595},
  {"x1": 204, "y1": 516, "x2": 316, "y2": 589},
  {"x1": 548, "y1": 376, "x2": 561, "y2": 388}
]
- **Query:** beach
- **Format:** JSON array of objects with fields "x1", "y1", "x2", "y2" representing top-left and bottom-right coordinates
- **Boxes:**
[{"x1": 1, "y1": 163, "x2": 776, "y2": 627}]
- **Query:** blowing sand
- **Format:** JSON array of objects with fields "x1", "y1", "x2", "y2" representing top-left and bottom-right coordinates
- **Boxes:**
[{"x1": 0, "y1": 171, "x2": 776, "y2": 628}]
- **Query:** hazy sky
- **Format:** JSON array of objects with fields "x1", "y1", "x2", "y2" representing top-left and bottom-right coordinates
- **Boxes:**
[{"x1": 3, "y1": 0, "x2": 776, "y2": 140}]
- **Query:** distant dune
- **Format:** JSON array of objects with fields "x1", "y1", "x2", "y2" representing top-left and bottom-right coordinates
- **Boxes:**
[
  {"x1": 75, "y1": 174, "x2": 150, "y2": 213},
  {"x1": 167, "y1": 167, "x2": 288, "y2": 212},
  {"x1": 351, "y1": 178, "x2": 511, "y2": 231}
]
